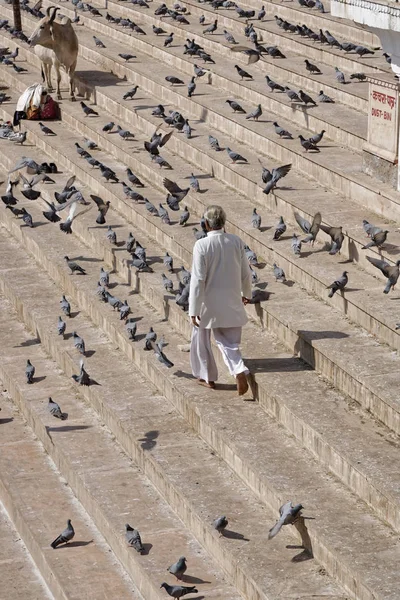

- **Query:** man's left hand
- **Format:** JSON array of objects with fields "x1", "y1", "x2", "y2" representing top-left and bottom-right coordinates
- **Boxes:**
[{"x1": 242, "y1": 297, "x2": 250, "y2": 305}]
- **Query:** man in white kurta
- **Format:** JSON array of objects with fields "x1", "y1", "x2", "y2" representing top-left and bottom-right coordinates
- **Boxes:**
[{"x1": 189, "y1": 205, "x2": 253, "y2": 395}]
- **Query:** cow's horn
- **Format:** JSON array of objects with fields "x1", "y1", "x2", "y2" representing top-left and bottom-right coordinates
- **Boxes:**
[
  {"x1": 49, "y1": 6, "x2": 59, "y2": 23},
  {"x1": 46, "y1": 6, "x2": 52, "y2": 16}
]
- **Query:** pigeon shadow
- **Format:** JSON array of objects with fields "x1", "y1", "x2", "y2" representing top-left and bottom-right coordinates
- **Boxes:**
[
  {"x1": 69, "y1": 311, "x2": 80, "y2": 319},
  {"x1": 32, "y1": 221, "x2": 49, "y2": 228},
  {"x1": 259, "y1": 225, "x2": 271, "y2": 233},
  {"x1": 33, "y1": 376, "x2": 47, "y2": 383},
  {"x1": 344, "y1": 287, "x2": 363, "y2": 293},
  {"x1": 84, "y1": 350, "x2": 96, "y2": 358},
  {"x1": 134, "y1": 333, "x2": 147, "y2": 342},
  {"x1": 47, "y1": 425, "x2": 93, "y2": 432},
  {"x1": 141, "y1": 543, "x2": 153, "y2": 556},
  {"x1": 15, "y1": 337, "x2": 40, "y2": 347},
  {"x1": 222, "y1": 529, "x2": 250, "y2": 541},
  {"x1": 0, "y1": 417, "x2": 14, "y2": 424},
  {"x1": 173, "y1": 369, "x2": 196, "y2": 380},
  {"x1": 64, "y1": 332, "x2": 74, "y2": 340},
  {"x1": 182, "y1": 575, "x2": 211, "y2": 585},
  {"x1": 139, "y1": 430, "x2": 159, "y2": 450},
  {"x1": 70, "y1": 256, "x2": 102, "y2": 263},
  {"x1": 55, "y1": 540, "x2": 93, "y2": 548}
]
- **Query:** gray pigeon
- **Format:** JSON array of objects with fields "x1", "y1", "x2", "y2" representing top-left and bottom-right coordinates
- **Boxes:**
[
  {"x1": 126, "y1": 318, "x2": 137, "y2": 340},
  {"x1": 251, "y1": 208, "x2": 261, "y2": 229},
  {"x1": 309, "y1": 130, "x2": 325, "y2": 145},
  {"x1": 268, "y1": 502, "x2": 303, "y2": 539},
  {"x1": 58, "y1": 316, "x2": 66, "y2": 337},
  {"x1": 362, "y1": 230, "x2": 389, "y2": 250},
  {"x1": 64, "y1": 256, "x2": 86, "y2": 275},
  {"x1": 107, "y1": 226, "x2": 117, "y2": 245},
  {"x1": 246, "y1": 104, "x2": 262, "y2": 121},
  {"x1": 168, "y1": 557, "x2": 187, "y2": 580},
  {"x1": 190, "y1": 174, "x2": 200, "y2": 193},
  {"x1": 273, "y1": 263, "x2": 286, "y2": 282},
  {"x1": 335, "y1": 67, "x2": 345, "y2": 83},
  {"x1": 152, "y1": 341, "x2": 174, "y2": 368},
  {"x1": 294, "y1": 211, "x2": 321, "y2": 245},
  {"x1": 160, "y1": 583, "x2": 198, "y2": 598},
  {"x1": 144, "y1": 327, "x2": 157, "y2": 350},
  {"x1": 273, "y1": 216, "x2": 286, "y2": 240},
  {"x1": 193, "y1": 227, "x2": 207, "y2": 240},
  {"x1": 318, "y1": 90, "x2": 334, "y2": 103},
  {"x1": 366, "y1": 256, "x2": 400, "y2": 293},
  {"x1": 180, "y1": 266, "x2": 191, "y2": 285},
  {"x1": 125, "y1": 524, "x2": 144, "y2": 553},
  {"x1": 320, "y1": 224, "x2": 344, "y2": 255},
  {"x1": 100, "y1": 267, "x2": 110, "y2": 288},
  {"x1": 291, "y1": 233, "x2": 302, "y2": 256},
  {"x1": 179, "y1": 207, "x2": 190, "y2": 227},
  {"x1": 162, "y1": 273, "x2": 174, "y2": 292},
  {"x1": 226, "y1": 147, "x2": 248, "y2": 163},
  {"x1": 60, "y1": 295, "x2": 71, "y2": 317},
  {"x1": 362, "y1": 219, "x2": 381, "y2": 238},
  {"x1": 72, "y1": 332, "x2": 85, "y2": 355},
  {"x1": 164, "y1": 252, "x2": 174, "y2": 272},
  {"x1": 273, "y1": 122, "x2": 292, "y2": 138},
  {"x1": 213, "y1": 515, "x2": 228, "y2": 535},
  {"x1": 245, "y1": 245, "x2": 258, "y2": 266},
  {"x1": 51, "y1": 520, "x2": 75, "y2": 548},
  {"x1": 26, "y1": 359, "x2": 35, "y2": 384},
  {"x1": 175, "y1": 282, "x2": 190, "y2": 310},
  {"x1": 327, "y1": 271, "x2": 348, "y2": 297},
  {"x1": 48, "y1": 397, "x2": 67, "y2": 420},
  {"x1": 72, "y1": 360, "x2": 90, "y2": 385}
]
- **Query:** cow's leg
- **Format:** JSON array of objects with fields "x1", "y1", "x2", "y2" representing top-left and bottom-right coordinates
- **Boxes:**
[
  {"x1": 55, "y1": 60, "x2": 62, "y2": 100},
  {"x1": 68, "y1": 60, "x2": 77, "y2": 101},
  {"x1": 47, "y1": 63, "x2": 54, "y2": 93}
]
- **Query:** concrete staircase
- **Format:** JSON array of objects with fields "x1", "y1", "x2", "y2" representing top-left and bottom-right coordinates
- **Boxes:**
[{"x1": 0, "y1": 0, "x2": 400, "y2": 598}]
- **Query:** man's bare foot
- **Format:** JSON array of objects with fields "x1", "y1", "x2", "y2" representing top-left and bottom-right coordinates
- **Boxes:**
[
  {"x1": 245, "y1": 372, "x2": 257, "y2": 400},
  {"x1": 236, "y1": 372, "x2": 249, "y2": 396},
  {"x1": 197, "y1": 379, "x2": 216, "y2": 389}
]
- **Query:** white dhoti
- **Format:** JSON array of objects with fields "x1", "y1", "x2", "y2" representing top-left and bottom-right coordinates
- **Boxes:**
[{"x1": 190, "y1": 326, "x2": 249, "y2": 383}]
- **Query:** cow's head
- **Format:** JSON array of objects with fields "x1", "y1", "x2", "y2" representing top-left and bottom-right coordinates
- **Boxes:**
[{"x1": 29, "y1": 6, "x2": 59, "y2": 48}]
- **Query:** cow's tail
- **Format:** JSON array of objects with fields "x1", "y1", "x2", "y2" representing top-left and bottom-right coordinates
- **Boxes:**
[{"x1": 41, "y1": 64, "x2": 45, "y2": 83}]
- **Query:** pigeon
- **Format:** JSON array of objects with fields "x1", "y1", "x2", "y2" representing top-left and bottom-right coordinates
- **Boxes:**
[
  {"x1": 299, "y1": 135, "x2": 320, "y2": 152},
  {"x1": 267, "y1": 46, "x2": 286, "y2": 58},
  {"x1": 308, "y1": 130, "x2": 325, "y2": 145},
  {"x1": 234, "y1": 65, "x2": 253, "y2": 80},
  {"x1": 383, "y1": 53, "x2": 392, "y2": 64},
  {"x1": 199, "y1": 14, "x2": 205, "y2": 24},
  {"x1": 355, "y1": 45, "x2": 374, "y2": 57},
  {"x1": 60, "y1": 295, "x2": 71, "y2": 317},
  {"x1": 305, "y1": 59, "x2": 321, "y2": 74},
  {"x1": 163, "y1": 252, "x2": 174, "y2": 272},
  {"x1": 291, "y1": 233, "x2": 302, "y2": 256},
  {"x1": 284, "y1": 87, "x2": 301, "y2": 102},
  {"x1": 106, "y1": 226, "x2": 117, "y2": 245},
  {"x1": 265, "y1": 76, "x2": 285, "y2": 93},
  {"x1": 48, "y1": 397, "x2": 67, "y2": 420},
  {"x1": 105, "y1": 291, "x2": 123, "y2": 310},
  {"x1": 160, "y1": 584, "x2": 198, "y2": 598},
  {"x1": 362, "y1": 220, "x2": 382, "y2": 238},
  {"x1": 320, "y1": 224, "x2": 344, "y2": 255},
  {"x1": 193, "y1": 227, "x2": 207, "y2": 241},
  {"x1": 144, "y1": 327, "x2": 157, "y2": 350},
  {"x1": 273, "y1": 122, "x2": 293, "y2": 139},
  {"x1": 100, "y1": 165, "x2": 118, "y2": 183},
  {"x1": 299, "y1": 90, "x2": 317, "y2": 106},
  {"x1": 362, "y1": 230, "x2": 389, "y2": 249},
  {"x1": 350, "y1": 73, "x2": 366, "y2": 81},
  {"x1": 273, "y1": 263, "x2": 286, "y2": 282},
  {"x1": 294, "y1": 211, "x2": 321, "y2": 244},
  {"x1": 366, "y1": 256, "x2": 400, "y2": 293},
  {"x1": 175, "y1": 282, "x2": 190, "y2": 311},
  {"x1": 126, "y1": 318, "x2": 137, "y2": 340},
  {"x1": 153, "y1": 25, "x2": 167, "y2": 34},
  {"x1": 80, "y1": 101, "x2": 98, "y2": 117},
  {"x1": 119, "y1": 300, "x2": 131, "y2": 320},
  {"x1": 131, "y1": 255, "x2": 153, "y2": 272},
  {"x1": 258, "y1": 5, "x2": 265, "y2": 19},
  {"x1": 341, "y1": 41, "x2": 357, "y2": 52},
  {"x1": 58, "y1": 316, "x2": 66, "y2": 337},
  {"x1": 204, "y1": 19, "x2": 218, "y2": 34},
  {"x1": 260, "y1": 162, "x2": 292, "y2": 194},
  {"x1": 180, "y1": 266, "x2": 191, "y2": 285},
  {"x1": 168, "y1": 557, "x2": 187, "y2": 580},
  {"x1": 26, "y1": 359, "x2": 35, "y2": 384},
  {"x1": 209, "y1": 135, "x2": 222, "y2": 151},
  {"x1": 223, "y1": 29, "x2": 237, "y2": 44},
  {"x1": 64, "y1": 256, "x2": 86, "y2": 275},
  {"x1": 126, "y1": 168, "x2": 144, "y2": 187},
  {"x1": 163, "y1": 178, "x2": 189, "y2": 205},
  {"x1": 335, "y1": 67, "x2": 346, "y2": 84},
  {"x1": 187, "y1": 76, "x2": 196, "y2": 98},
  {"x1": 123, "y1": 86, "x2": 139, "y2": 100},
  {"x1": 213, "y1": 515, "x2": 228, "y2": 535},
  {"x1": 273, "y1": 216, "x2": 286, "y2": 240},
  {"x1": 164, "y1": 32, "x2": 174, "y2": 47},
  {"x1": 72, "y1": 359, "x2": 90, "y2": 385},
  {"x1": 327, "y1": 271, "x2": 348, "y2": 297},
  {"x1": 91, "y1": 194, "x2": 110, "y2": 224},
  {"x1": 8, "y1": 131, "x2": 27, "y2": 144},
  {"x1": 268, "y1": 502, "x2": 303, "y2": 539},
  {"x1": 116, "y1": 125, "x2": 135, "y2": 140},
  {"x1": 245, "y1": 246, "x2": 258, "y2": 266},
  {"x1": 83, "y1": 138, "x2": 98, "y2": 150},
  {"x1": 318, "y1": 90, "x2": 334, "y2": 103},
  {"x1": 177, "y1": 206, "x2": 189, "y2": 227},
  {"x1": 51, "y1": 520, "x2": 75, "y2": 548},
  {"x1": 12, "y1": 63, "x2": 28, "y2": 73},
  {"x1": 72, "y1": 331, "x2": 86, "y2": 355},
  {"x1": 251, "y1": 208, "x2": 261, "y2": 229},
  {"x1": 250, "y1": 266, "x2": 258, "y2": 284},
  {"x1": 20, "y1": 208, "x2": 34, "y2": 227},
  {"x1": 152, "y1": 340, "x2": 174, "y2": 368},
  {"x1": 102, "y1": 122, "x2": 115, "y2": 133},
  {"x1": 119, "y1": 53, "x2": 136, "y2": 62},
  {"x1": 125, "y1": 524, "x2": 144, "y2": 553},
  {"x1": 159, "y1": 203, "x2": 171, "y2": 225},
  {"x1": 246, "y1": 104, "x2": 262, "y2": 121},
  {"x1": 226, "y1": 147, "x2": 248, "y2": 163},
  {"x1": 42, "y1": 199, "x2": 61, "y2": 223},
  {"x1": 165, "y1": 76, "x2": 184, "y2": 86},
  {"x1": 93, "y1": 35, "x2": 106, "y2": 47},
  {"x1": 145, "y1": 199, "x2": 159, "y2": 216}
]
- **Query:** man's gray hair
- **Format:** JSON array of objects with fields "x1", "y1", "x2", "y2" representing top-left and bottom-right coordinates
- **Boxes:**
[{"x1": 204, "y1": 205, "x2": 226, "y2": 229}]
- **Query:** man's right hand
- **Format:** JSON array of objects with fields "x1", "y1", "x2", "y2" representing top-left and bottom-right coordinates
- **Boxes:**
[{"x1": 191, "y1": 316, "x2": 201, "y2": 327}]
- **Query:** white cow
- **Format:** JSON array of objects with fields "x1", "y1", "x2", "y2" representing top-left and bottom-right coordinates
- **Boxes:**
[
  {"x1": 34, "y1": 45, "x2": 61, "y2": 95},
  {"x1": 29, "y1": 6, "x2": 78, "y2": 101}
]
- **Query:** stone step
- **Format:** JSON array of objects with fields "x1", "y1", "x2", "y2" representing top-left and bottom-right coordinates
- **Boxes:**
[
  {"x1": 0, "y1": 494, "x2": 54, "y2": 600},
  {"x1": 0, "y1": 294, "x2": 241, "y2": 600},
  {"x1": 0, "y1": 353, "x2": 139, "y2": 600},
  {"x1": 1, "y1": 77, "x2": 400, "y2": 357},
  {"x1": 2, "y1": 11, "x2": 399, "y2": 225},
  {"x1": 0, "y1": 234, "x2": 351, "y2": 600},
  {"x1": 2, "y1": 96, "x2": 400, "y2": 440}
]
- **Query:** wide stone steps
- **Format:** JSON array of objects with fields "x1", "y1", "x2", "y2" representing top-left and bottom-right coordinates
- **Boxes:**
[
  {"x1": 0, "y1": 352, "x2": 139, "y2": 600},
  {"x1": 0, "y1": 232, "x2": 353, "y2": 600},
  {"x1": 0, "y1": 496, "x2": 54, "y2": 600},
  {"x1": 3, "y1": 9, "x2": 400, "y2": 226},
  {"x1": 2, "y1": 92, "x2": 400, "y2": 438}
]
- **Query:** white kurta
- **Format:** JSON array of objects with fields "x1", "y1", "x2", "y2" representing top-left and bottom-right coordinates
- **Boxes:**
[{"x1": 189, "y1": 230, "x2": 252, "y2": 328}]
